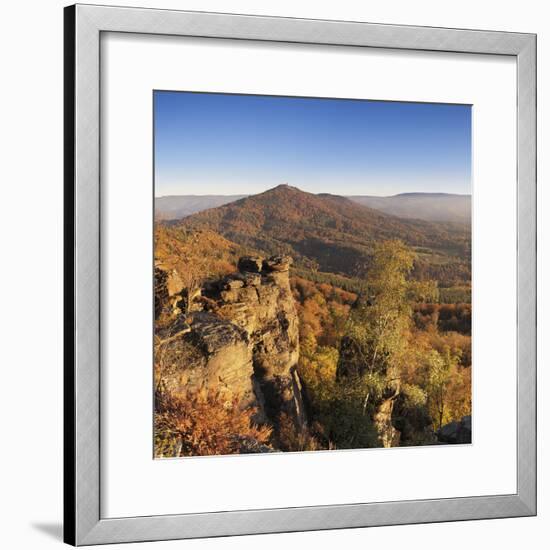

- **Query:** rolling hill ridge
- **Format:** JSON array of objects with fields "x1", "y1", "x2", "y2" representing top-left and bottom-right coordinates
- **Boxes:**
[
  {"x1": 348, "y1": 193, "x2": 470, "y2": 223},
  {"x1": 173, "y1": 184, "x2": 470, "y2": 279},
  {"x1": 156, "y1": 190, "x2": 471, "y2": 223}
]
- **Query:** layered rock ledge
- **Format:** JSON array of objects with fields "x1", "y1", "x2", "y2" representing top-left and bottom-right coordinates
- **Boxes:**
[{"x1": 155, "y1": 255, "x2": 306, "y2": 434}]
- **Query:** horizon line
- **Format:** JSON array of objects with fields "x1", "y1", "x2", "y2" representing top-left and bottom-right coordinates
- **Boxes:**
[{"x1": 154, "y1": 186, "x2": 472, "y2": 199}]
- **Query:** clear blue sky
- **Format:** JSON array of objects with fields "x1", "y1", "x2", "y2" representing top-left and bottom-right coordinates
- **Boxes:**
[{"x1": 154, "y1": 91, "x2": 471, "y2": 197}]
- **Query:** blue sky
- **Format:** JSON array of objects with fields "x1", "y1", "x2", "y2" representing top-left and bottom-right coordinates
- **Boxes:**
[{"x1": 154, "y1": 91, "x2": 471, "y2": 197}]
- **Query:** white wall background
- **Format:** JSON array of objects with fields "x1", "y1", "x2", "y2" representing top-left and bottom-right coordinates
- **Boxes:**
[{"x1": 0, "y1": 1, "x2": 546, "y2": 548}]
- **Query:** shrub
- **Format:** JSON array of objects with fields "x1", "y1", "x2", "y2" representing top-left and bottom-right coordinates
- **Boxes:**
[
  {"x1": 277, "y1": 413, "x2": 321, "y2": 452},
  {"x1": 154, "y1": 389, "x2": 272, "y2": 457}
]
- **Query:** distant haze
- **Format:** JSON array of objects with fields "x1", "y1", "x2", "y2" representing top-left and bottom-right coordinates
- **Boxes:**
[
  {"x1": 347, "y1": 193, "x2": 470, "y2": 223},
  {"x1": 155, "y1": 189, "x2": 471, "y2": 224},
  {"x1": 155, "y1": 195, "x2": 247, "y2": 221}
]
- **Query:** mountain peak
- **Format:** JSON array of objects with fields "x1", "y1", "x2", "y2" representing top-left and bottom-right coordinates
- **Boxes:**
[
  {"x1": 265, "y1": 183, "x2": 299, "y2": 193},
  {"x1": 177, "y1": 183, "x2": 470, "y2": 276}
]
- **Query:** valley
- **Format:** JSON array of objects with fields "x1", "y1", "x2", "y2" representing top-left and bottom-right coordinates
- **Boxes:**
[{"x1": 154, "y1": 184, "x2": 472, "y2": 456}]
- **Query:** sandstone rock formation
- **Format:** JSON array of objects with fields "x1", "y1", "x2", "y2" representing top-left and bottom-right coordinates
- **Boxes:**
[
  {"x1": 155, "y1": 255, "x2": 306, "y2": 439},
  {"x1": 154, "y1": 263, "x2": 186, "y2": 318},
  {"x1": 373, "y1": 396, "x2": 401, "y2": 448}
]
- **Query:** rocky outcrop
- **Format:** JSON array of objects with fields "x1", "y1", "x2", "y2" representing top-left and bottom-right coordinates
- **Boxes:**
[
  {"x1": 157, "y1": 312, "x2": 257, "y2": 408},
  {"x1": 154, "y1": 263, "x2": 186, "y2": 318},
  {"x1": 437, "y1": 415, "x2": 472, "y2": 444},
  {"x1": 373, "y1": 397, "x2": 401, "y2": 448},
  {"x1": 155, "y1": 255, "x2": 306, "y2": 436}
]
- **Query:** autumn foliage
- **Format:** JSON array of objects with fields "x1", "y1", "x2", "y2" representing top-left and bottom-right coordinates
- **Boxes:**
[
  {"x1": 154, "y1": 186, "x2": 472, "y2": 454},
  {"x1": 155, "y1": 389, "x2": 272, "y2": 457}
]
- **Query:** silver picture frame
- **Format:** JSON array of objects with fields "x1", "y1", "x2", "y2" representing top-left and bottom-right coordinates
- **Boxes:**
[{"x1": 64, "y1": 4, "x2": 537, "y2": 545}]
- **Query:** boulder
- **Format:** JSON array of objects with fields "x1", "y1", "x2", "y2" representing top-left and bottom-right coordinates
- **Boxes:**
[
  {"x1": 263, "y1": 255, "x2": 292, "y2": 272},
  {"x1": 157, "y1": 311, "x2": 257, "y2": 410},
  {"x1": 224, "y1": 278, "x2": 245, "y2": 290},
  {"x1": 438, "y1": 415, "x2": 472, "y2": 444}
]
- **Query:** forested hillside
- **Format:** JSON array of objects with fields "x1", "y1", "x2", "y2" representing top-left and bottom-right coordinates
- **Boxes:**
[
  {"x1": 154, "y1": 185, "x2": 472, "y2": 456},
  {"x1": 155, "y1": 190, "x2": 471, "y2": 224},
  {"x1": 176, "y1": 184, "x2": 470, "y2": 284}
]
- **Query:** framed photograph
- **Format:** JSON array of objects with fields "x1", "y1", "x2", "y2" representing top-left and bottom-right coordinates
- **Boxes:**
[{"x1": 64, "y1": 4, "x2": 536, "y2": 545}]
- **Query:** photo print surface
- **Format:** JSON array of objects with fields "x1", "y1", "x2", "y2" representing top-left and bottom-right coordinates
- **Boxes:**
[{"x1": 153, "y1": 91, "x2": 472, "y2": 458}]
